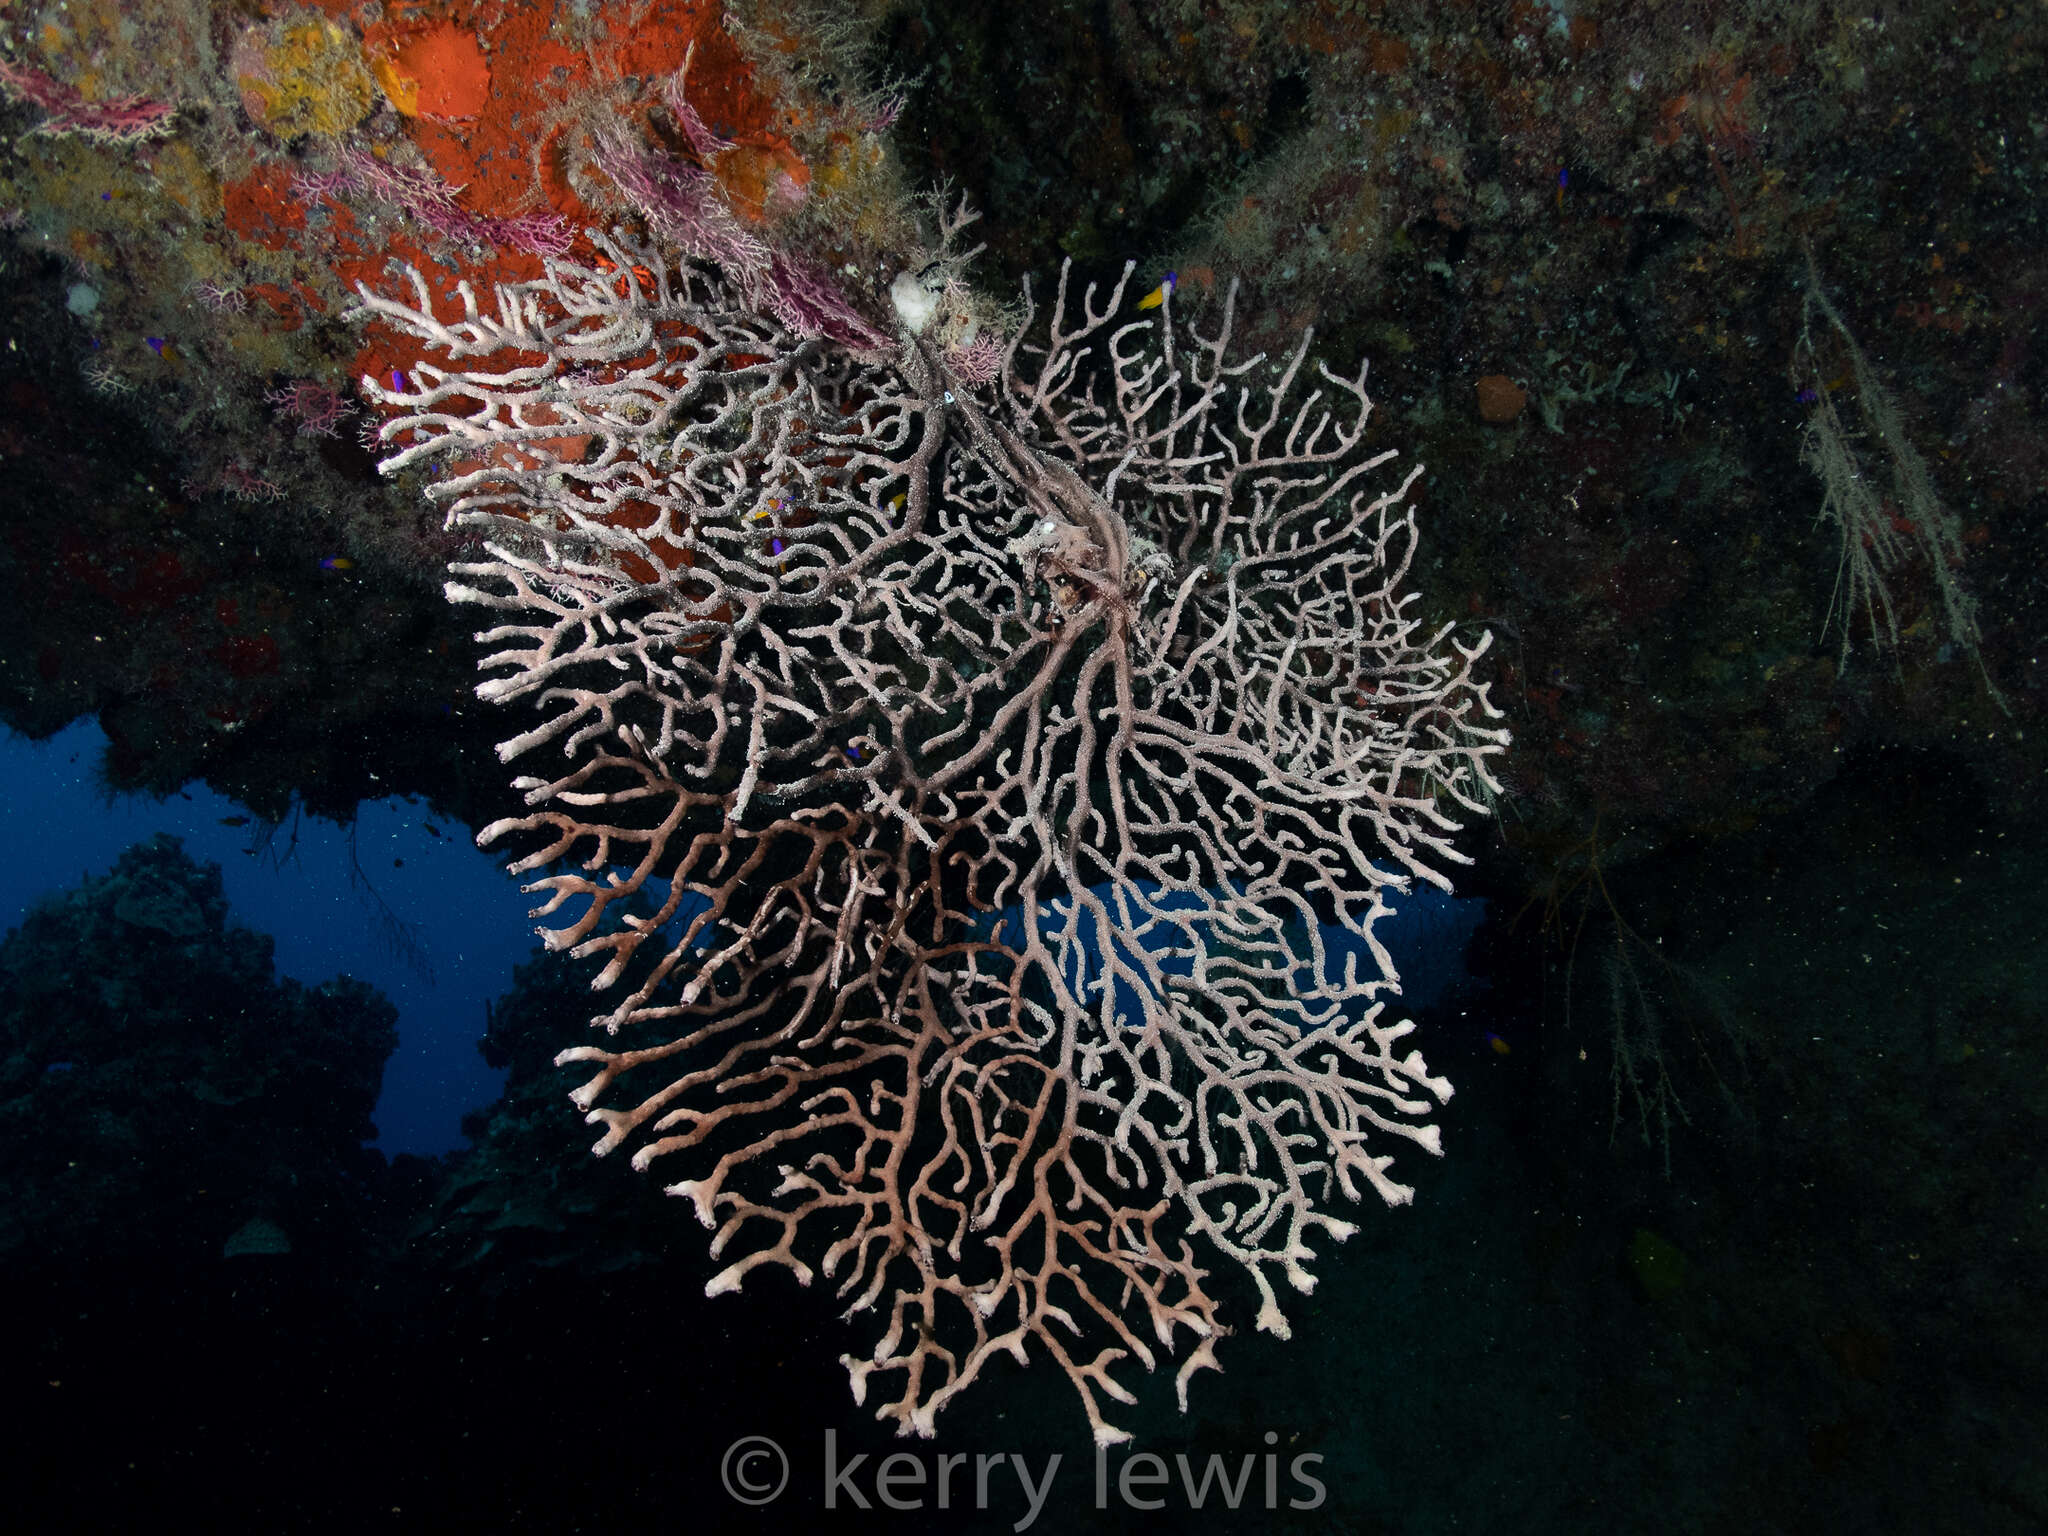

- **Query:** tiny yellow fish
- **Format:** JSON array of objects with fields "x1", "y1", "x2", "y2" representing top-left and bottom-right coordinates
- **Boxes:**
[{"x1": 1136, "y1": 271, "x2": 1177, "y2": 310}]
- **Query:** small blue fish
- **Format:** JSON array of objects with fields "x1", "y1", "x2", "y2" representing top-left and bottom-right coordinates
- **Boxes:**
[
  {"x1": 145, "y1": 337, "x2": 165, "y2": 356},
  {"x1": 320, "y1": 555, "x2": 354, "y2": 571},
  {"x1": 391, "y1": 369, "x2": 406, "y2": 390},
  {"x1": 1796, "y1": 386, "x2": 1818, "y2": 405}
]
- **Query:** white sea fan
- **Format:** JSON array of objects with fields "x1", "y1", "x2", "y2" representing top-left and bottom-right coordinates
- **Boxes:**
[{"x1": 349, "y1": 224, "x2": 1507, "y2": 1445}]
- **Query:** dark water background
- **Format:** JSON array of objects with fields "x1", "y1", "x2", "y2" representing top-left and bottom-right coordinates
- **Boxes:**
[{"x1": 2, "y1": 1, "x2": 2043, "y2": 1531}]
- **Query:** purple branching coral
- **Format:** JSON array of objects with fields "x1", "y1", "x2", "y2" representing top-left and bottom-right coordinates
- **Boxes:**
[
  {"x1": 265, "y1": 378, "x2": 355, "y2": 439},
  {"x1": 587, "y1": 129, "x2": 888, "y2": 351},
  {"x1": 348, "y1": 206, "x2": 1507, "y2": 1444},
  {"x1": 294, "y1": 146, "x2": 575, "y2": 260},
  {"x1": 583, "y1": 50, "x2": 891, "y2": 352},
  {"x1": 0, "y1": 61, "x2": 174, "y2": 143}
]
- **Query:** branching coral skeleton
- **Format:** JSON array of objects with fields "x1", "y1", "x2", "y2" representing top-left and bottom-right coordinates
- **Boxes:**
[
  {"x1": 1793, "y1": 256, "x2": 2000, "y2": 706},
  {"x1": 350, "y1": 214, "x2": 1506, "y2": 1443}
]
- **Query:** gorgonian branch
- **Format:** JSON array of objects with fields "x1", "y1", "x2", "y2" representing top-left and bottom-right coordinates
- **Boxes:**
[{"x1": 350, "y1": 230, "x2": 1507, "y2": 1446}]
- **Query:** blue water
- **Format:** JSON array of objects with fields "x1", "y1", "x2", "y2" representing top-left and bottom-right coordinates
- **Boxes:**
[
  {"x1": 1, "y1": 719, "x2": 1487, "y2": 1154},
  {"x1": 0, "y1": 718, "x2": 539, "y2": 1154},
  {"x1": 974, "y1": 871, "x2": 1485, "y2": 1035}
]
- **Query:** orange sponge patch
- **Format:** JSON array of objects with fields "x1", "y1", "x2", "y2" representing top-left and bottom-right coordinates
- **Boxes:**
[{"x1": 379, "y1": 23, "x2": 490, "y2": 121}]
